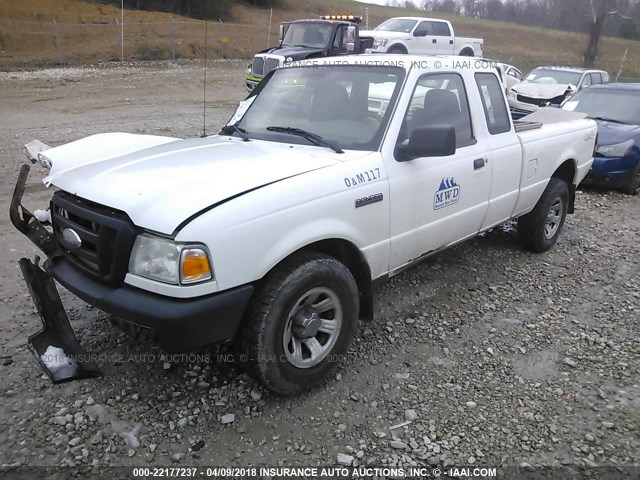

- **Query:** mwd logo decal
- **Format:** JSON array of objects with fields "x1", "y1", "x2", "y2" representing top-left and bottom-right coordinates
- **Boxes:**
[{"x1": 434, "y1": 178, "x2": 460, "y2": 210}]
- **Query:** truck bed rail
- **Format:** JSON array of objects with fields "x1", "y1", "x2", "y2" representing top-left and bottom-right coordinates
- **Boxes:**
[{"x1": 513, "y1": 120, "x2": 543, "y2": 132}]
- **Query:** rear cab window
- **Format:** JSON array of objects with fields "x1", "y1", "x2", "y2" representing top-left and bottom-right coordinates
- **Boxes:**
[
  {"x1": 475, "y1": 72, "x2": 512, "y2": 135},
  {"x1": 432, "y1": 21, "x2": 452, "y2": 36}
]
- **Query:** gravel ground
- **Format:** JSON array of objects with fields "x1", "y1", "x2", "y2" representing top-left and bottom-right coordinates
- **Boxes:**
[{"x1": 0, "y1": 60, "x2": 638, "y2": 478}]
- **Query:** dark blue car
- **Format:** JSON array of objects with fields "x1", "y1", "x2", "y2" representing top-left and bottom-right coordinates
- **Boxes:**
[{"x1": 562, "y1": 83, "x2": 640, "y2": 195}]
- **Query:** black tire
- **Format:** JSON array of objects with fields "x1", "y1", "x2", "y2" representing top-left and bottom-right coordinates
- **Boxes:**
[
  {"x1": 387, "y1": 45, "x2": 407, "y2": 54},
  {"x1": 459, "y1": 48, "x2": 474, "y2": 57},
  {"x1": 518, "y1": 178, "x2": 570, "y2": 253},
  {"x1": 235, "y1": 252, "x2": 359, "y2": 395},
  {"x1": 621, "y1": 163, "x2": 640, "y2": 195}
]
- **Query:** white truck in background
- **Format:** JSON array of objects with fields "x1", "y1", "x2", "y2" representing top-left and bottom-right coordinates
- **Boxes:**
[
  {"x1": 362, "y1": 17, "x2": 483, "y2": 56},
  {"x1": 12, "y1": 56, "x2": 595, "y2": 395}
]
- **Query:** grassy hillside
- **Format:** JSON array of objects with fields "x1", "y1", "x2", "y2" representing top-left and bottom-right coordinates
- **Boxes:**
[{"x1": 1, "y1": 0, "x2": 639, "y2": 79}]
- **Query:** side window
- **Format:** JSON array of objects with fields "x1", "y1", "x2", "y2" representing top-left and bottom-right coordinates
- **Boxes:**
[
  {"x1": 399, "y1": 73, "x2": 474, "y2": 149},
  {"x1": 601, "y1": 71, "x2": 610, "y2": 83},
  {"x1": 591, "y1": 73, "x2": 602, "y2": 85},
  {"x1": 475, "y1": 72, "x2": 511, "y2": 135},
  {"x1": 333, "y1": 25, "x2": 347, "y2": 51},
  {"x1": 432, "y1": 21, "x2": 452, "y2": 36},
  {"x1": 581, "y1": 74, "x2": 592, "y2": 88},
  {"x1": 507, "y1": 68, "x2": 522, "y2": 80},
  {"x1": 414, "y1": 21, "x2": 431, "y2": 36}
]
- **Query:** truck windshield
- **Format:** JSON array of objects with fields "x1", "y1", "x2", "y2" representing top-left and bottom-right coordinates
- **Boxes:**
[
  {"x1": 375, "y1": 18, "x2": 418, "y2": 33},
  {"x1": 564, "y1": 88, "x2": 640, "y2": 125},
  {"x1": 525, "y1": 68, "x2": 582, "y2": 86},
  {"x1": 235, "y1": 66, "x2": 405, "y2": 152},
  {"x1": 282, "y1": 23, "x2": 333, "y2": 48}
]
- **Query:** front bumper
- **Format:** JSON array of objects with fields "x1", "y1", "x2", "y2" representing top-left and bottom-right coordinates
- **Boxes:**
[
  {"x1": 245, "y1": 73, "x2": 263, "y2": 91},
  {"x1": 11, "y1": 164, "x2": 254, "y2": 354},
  {"x1": 51, "y1": 257, "x2": 254, "y2": 352},
  {"x1": 581, "y1": 155, "x2": 638, "y2": 188}
]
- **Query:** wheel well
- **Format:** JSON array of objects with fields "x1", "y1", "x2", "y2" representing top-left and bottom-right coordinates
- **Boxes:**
[
  {"x1": 552, "y1": 159, "x2": 577, "y2": 213},
  {"x1": 300, "y1": 239, "x2": 374, "y2": 321},
  {"x1": 387, "y1": 44, "x2": 407, "y2": 54},
  {"x1": 459, "y1": 48, "x2": 474, "y2": 56}
]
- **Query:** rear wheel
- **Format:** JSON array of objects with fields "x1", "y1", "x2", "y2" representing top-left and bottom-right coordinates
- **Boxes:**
[
  {"x1": 459, "y1": 48, "x2": 474, "y2": 57},
  {"x1": 621, "y1": 163, "x2": 640, "y2": 195},
  {"x1": 235, "y1": 252, "x2": 359, "y2": 395},
  {"x1": 518, "y1": 178, "x2": 569, "y2": 253}
]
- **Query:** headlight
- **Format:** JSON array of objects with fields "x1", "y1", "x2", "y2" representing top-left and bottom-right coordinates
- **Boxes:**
[
  {"x1": 128, "y1": 234, "x2": 213, "y2": 285},
  {"x1": 595, "y1": 139, "x2": 634, "y2": 157},
  {"x1": 374, "y1": 38, "x2": 388, "y2": 47}
]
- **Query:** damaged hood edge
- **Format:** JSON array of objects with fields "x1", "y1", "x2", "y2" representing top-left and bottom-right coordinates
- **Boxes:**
[{"x1": 512, "y1": 83, "x2": 574, "y2": 99}]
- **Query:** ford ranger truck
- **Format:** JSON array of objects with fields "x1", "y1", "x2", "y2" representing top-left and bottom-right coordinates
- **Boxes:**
[{"x1": 12, "y1": 55, "x2": 596, "y2": 395}]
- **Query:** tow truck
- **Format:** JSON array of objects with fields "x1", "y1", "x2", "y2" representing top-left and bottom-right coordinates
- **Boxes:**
[{"x1": 245, "y1": 15, "x2": 373, "y2": 91}]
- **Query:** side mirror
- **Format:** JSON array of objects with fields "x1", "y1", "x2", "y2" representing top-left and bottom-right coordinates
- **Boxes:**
[
  {"x1": 278, "y1": 24, "x2": 285, "y2": 44},
  {"x1": 397, "y1": 126, "x2": 456, "y2": 161},
  {"x1": 414, "y1": 29, "x2": 428, "y2": 37},
  {"x1": 346, "y1": 26, "x2": 356, "y2": 52},
  {"x1": 360, "y1": 36, "x2": 374, "y2": 52}
]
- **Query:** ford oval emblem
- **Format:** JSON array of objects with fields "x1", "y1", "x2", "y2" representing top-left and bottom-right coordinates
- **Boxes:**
[{"x1": 62, "y1": 228, "x2": 82, "y2": 249}]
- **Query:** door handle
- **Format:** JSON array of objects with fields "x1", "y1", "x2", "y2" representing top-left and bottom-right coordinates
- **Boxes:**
[
  {"x1": 449, "y1": 39, "x2": 454, "y2": 45},
  {"x1": 473, "y1": 158, "x2": 488, "y2": 170},
  {"x1": 432, "y1": 39, "x2": 437, "y2": 43}
]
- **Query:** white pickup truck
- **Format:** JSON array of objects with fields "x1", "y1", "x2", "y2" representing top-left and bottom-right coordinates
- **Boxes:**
[
  {"x1": 12, "y1": 56, "x2": 595, "y2": 395},
  {"x1": 362, "y1": 17, "x2": 483, "y2": 56}
]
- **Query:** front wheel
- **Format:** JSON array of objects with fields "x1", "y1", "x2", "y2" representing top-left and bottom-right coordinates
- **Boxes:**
[
  {"x1": 387, "y1": 45, "x2": 407, "y2": 54},
  {"x1": 621, "y1": 163, "x2": 640, "y2": 195},
  {"x1": 518, "y1": 178, "x2": 570, "y2": 253},
  {"x1": 236, "y1": 252, "x2": 359, "y2": 395}
]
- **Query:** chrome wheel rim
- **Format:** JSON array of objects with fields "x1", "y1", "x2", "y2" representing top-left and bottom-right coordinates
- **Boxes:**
[
  {"x1": 544, "y1": 197, "x2": 563, "y2": 239},
  {"x1": 283, "y1": 287, "x2": 342, "y2": 369}
]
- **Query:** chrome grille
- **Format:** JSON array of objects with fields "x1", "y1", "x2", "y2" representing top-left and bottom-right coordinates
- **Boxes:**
[
  {"x1": 251, "y1": 57, "x2": 265, "y2": 76},
  {"x1": 263, "y1": 57, "x2": 281, "y2": 76}
]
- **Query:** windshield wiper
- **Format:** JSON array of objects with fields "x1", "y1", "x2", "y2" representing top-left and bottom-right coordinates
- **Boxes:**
[
  {"x1": 591, "y1": 116, "x2": 628, "y2": 125},
  {"x1": 220, "y1": 124, "x2": 250, "y2": 141},
  {"x1": 266, "y1": 126, "x2": 344, "y2": 153}
]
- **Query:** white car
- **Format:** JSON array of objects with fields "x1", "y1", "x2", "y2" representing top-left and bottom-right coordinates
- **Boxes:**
[
  {"x1": 362, "y1": 17, "x2": 483, "y2": 57},
  {"x1": 13, "y1": 56, "x2": 596, "y2": 395},
  {"x1": 494, "y1": 61, "x2": 523, "y2": 94},
  {"x1": 509, "y1": 66, "x2": 610, "y2": 119}
]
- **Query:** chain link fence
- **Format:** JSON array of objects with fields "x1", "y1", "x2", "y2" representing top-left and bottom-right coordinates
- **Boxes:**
[{"x1": 0, "y1": 18, "x2": 276, "y2": 68}]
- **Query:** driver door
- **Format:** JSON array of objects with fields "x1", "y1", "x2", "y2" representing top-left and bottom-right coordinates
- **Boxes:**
[{"x1": 386, "y1": 72, "x2": 493, "y2": 270}]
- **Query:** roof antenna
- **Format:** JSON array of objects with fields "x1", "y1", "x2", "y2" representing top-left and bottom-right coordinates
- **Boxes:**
[{"x1": 201, "y1": 20, "x2": 208, "y2": 138}]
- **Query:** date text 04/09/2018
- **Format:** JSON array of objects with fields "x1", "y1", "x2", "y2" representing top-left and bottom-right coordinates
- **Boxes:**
[{"x1": 190, "y1": 467, "x2": 410, "y2": 477}]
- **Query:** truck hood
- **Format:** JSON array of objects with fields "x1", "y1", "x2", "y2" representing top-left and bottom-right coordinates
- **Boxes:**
[
  {"x1": 262, "y1": 45, "x2": 324, "y2": 59},
  {"x1": 594, "y1": 120, "x2": 640, "y2": 146},
  {"x1": 45, "y1": 134, "x2": 343, "y2": 234},
  {"x1": 512, "y1": 83, "x2": 573, "y2": 100}
]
